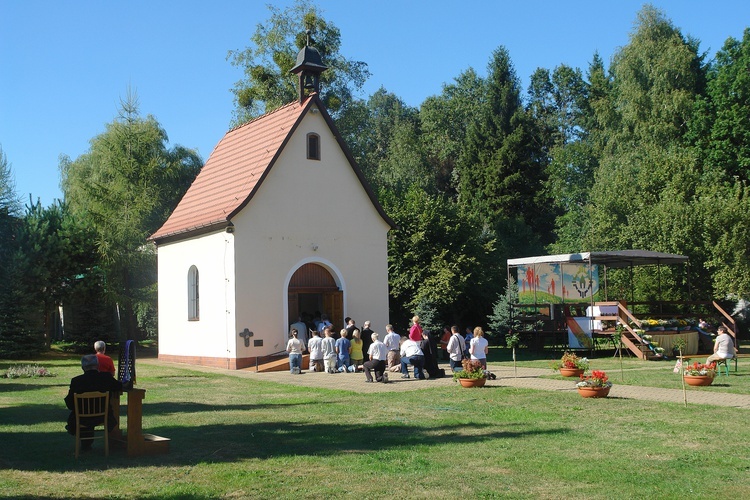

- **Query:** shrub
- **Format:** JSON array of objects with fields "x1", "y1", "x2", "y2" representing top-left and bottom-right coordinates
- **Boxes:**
[{"x1": 3, "y1": 364, "x2": 56, "y2": 379}]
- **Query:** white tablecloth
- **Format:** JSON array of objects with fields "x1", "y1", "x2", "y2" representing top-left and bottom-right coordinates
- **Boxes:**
[{"x1": 585, "y1": 305, "x2": 619, "y2": 330}]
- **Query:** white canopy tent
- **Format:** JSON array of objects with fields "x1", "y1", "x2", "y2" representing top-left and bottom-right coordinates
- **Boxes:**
[
  {"x1": 507, "y1": 250, "x2": 689, "y2": 268},
  {"x1": 507, "y1": 250, "x2": 692, "y2": 352}
]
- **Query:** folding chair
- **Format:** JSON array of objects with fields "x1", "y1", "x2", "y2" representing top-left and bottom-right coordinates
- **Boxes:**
[{"x1": 74, "y1": 391, "x2": 109, "y2": 458}]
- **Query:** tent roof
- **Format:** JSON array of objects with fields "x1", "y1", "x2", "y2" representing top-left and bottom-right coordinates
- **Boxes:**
[{"x1": 507, "y1": 250, "x2": 688, "y2": 269}]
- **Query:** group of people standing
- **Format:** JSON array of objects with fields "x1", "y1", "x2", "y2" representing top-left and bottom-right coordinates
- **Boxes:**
[
  {"x1": 443, "y1": 325, "x2": 489, "y2": 371},
  {"x1": 286, "y1": 315, "x2": 490, "y2": 382}
]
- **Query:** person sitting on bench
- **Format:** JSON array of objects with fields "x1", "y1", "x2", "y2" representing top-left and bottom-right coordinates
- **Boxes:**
[{"x1": 706, "y1": 326, "x2": 737, "y2": 365}]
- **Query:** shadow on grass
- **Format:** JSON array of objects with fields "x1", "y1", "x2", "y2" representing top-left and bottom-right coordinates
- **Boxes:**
[
  {"x1": 0, "y1": 418, "x2": 571, "y2": 472},
  {"x1": 0, "y1": 403, "x2": 71, "y2": 426},
  {"x1": 0, "y1": 401, "x2": 316, "y2": 429},
  {"x1": 0, "y1": 382, "x2": 69, "y2": 393}
]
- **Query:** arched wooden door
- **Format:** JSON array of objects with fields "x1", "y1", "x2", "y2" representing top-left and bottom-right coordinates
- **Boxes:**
[{"x1": 288, "y1": 263, "x2": 343, "y2": 330}]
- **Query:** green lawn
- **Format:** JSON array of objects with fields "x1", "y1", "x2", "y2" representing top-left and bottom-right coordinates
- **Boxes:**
[{"x1": 1, "y1": 351, "x2": 748, "y2": 499}]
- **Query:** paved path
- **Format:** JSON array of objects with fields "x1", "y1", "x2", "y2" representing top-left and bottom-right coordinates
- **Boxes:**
[{"x1": 143, "y1": 359, "x2": 750, "y2": 409}]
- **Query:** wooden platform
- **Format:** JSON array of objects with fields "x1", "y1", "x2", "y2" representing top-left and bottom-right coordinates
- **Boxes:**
[
  {"x1": 111, "y1": 388, "x2": 170, "y2": 457},
  {"x1": 254, "y1": 354, "x2": 310, "y2": 372}
]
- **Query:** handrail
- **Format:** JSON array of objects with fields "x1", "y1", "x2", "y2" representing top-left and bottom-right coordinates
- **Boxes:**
[
  {"x1": 712, "y1": 301, "x2": 738, "y2": 341},
  {"x1": 255, "y1": 350, "x2": 287, "y2": 372},
  {"x1": 616, "y1": 302, "x2": 643, "y2": 329}
]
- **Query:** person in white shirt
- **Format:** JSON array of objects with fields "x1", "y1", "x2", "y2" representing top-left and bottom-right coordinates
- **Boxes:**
[
  {"x1": 706, "y1": 326, "x2": 737, "y2": 364},
  {"x1": 383, "y1": 324, "x2": 401, "y2": 370},
  {"x1": 317, "y1": 314, "x2": 333, "y2": 338},
  {"x1": 399, "y1": 337, "x2": 425, "y2": 379},
  {"x1": 307, "y1": 330, "x2": 324, "y2": 372},
  {"x1": 321, "y1": 327, "x2": 337, "y2": 373},
  {"x1": 286, "y1": 329, "x2": 305, "y2": 374},
  {"x1": 289, "y1": 317, "x2": 308, "y2": 350},
  {"x1": 364, "y1": 333, "x2": 388, "y2": 383},
  {"x1": 470, "y1": 326, "x2": 489, "y2": 369},
  {"x1": 446, "y1": 325, "x2": 465, "y2": 372}
]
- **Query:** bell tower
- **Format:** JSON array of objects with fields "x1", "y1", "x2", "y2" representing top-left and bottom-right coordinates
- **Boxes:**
[{"x1": 289, "y1": 30, "x2": 328, "y2": 103}]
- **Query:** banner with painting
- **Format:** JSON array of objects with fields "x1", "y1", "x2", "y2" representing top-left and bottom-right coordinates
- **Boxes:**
[{"x1": 517, "y1": 263, "x2": 600, "y2": 304}]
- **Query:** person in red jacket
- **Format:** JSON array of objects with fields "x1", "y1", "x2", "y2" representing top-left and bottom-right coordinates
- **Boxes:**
[
  {"x1": 409, "y1": 315, "x2": 423, "y2": 342},
  {"x1": 94, "y1": 341, "x2": 115, "y2": 376}
]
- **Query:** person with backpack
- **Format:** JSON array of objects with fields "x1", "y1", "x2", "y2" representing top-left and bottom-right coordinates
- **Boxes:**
[{"x1": 446, "y1": 325, "x2": 466, "y2": 372}]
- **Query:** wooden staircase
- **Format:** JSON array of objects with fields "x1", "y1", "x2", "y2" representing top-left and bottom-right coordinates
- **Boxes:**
[
  {"x1": 594, "y1": 301, "x2": 656, "y2": 360},
  {"x1": 596, "y1": 300, "x2": 738, "y2": 360}
]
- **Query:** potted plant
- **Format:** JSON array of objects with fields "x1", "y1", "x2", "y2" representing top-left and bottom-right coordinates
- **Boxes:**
[
  {"x1": 453, "y1": 359, "x2": 487, "y2": 388},
  {"x1": 551, "y1": 352, "x2": 589, "y2": 377},
  {"x1": 683, "y1": 361, "x2": 717, "y2": 386},
  {"x1": 576, "y1": 370, "x2": 612, "y2": 398}
]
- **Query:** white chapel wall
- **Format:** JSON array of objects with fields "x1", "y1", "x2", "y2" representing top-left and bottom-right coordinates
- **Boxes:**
[{"x1": 156, "y1": 230, "x2": 236, "y2": 360}]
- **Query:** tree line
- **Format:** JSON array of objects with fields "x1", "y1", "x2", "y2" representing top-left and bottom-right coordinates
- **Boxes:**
[{"x1": 2, "y1": 2, "x2": 749, "y2": 355}]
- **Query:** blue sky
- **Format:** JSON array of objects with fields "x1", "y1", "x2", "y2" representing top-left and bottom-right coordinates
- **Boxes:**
[{"x1": 2, "y1": 0, "x2": 748, "y2": 207}]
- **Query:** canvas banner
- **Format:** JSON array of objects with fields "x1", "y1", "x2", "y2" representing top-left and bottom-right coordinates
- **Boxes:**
[{"x1": 517, "y1": 263, "x2": 600, "y2": 304}]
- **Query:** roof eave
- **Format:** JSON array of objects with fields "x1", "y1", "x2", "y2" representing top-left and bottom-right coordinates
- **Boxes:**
[{"x1": 150, "y1": 220, "x2": 232, "y2": 245}]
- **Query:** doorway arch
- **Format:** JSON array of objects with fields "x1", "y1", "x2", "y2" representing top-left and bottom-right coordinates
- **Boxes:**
[{"x1": 285, "y1": 261, "x2": 344, "y2": 336}]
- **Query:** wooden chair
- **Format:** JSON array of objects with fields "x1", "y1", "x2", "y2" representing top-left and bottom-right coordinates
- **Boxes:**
[{"x1": 74, "y1": 391, "x2": 109, "y2": 458}]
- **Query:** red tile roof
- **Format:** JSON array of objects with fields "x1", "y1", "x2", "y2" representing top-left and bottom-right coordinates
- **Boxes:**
[
  {"x1": 151, "y1": 96, "x2": 395, "y2": 243},
  {"x1": 150, "y1": 99, "x2": 306, "y2": 242}
]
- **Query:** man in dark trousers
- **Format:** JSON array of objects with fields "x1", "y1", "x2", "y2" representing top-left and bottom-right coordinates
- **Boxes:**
[
  {"x1": 64, "y1": 354, "x2": 123, "y2": 450},
  {"x1": 360, "y1": 320, "x2": 373, "y2": 361}
]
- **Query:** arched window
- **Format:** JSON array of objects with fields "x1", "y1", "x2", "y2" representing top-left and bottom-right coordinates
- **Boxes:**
[
  {"x1": 188, "y1": 265, "x2": 199, "y2": 321},
  {"x1": 307, "y1": 133, "x2": 320, "y2": 160}
]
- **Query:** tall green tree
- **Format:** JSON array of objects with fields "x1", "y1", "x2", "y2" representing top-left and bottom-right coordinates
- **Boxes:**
[
  {"x1": 228, "y1": 0, "x2": 370, "y2": 124},
  {"x1": 700, "y1": 181, "x2": 750, "y2": 298},
  {"x1": 527, "y1": 65, "x2": 597, "y2": 253},
  {"x1": 585, "y1": 6, "x2": 704, "y2": 252},
  {"x1": 420, "y1": 68, "x2": 486, "y2": 196},
  {"x1": 0, "y1": 146, "x2": 21, "y2": 216},
  {"x1": 527, "y1": 64, "x2": 588, "y2": 150},
  {"x1": 0, "y1": 146, "x2": 33, "y2": 357},
  {"x1": 692, "y1": 28, "x2": 750, "y2": 184},
  {"x1": 578, "y1": 6, "x2": 720, "y2": 302},
  {"x1": 16, "y1": 201, "x2": 104, "y2": 348},
  {"x1": 456, "y1": 47, "x2": 551, "y2": 239},
  {"x1": 344, "y1": 88, "x2": 419, "y2": 191},
  {"x1": 382, "y1": 186, "x2": 499, "y2": 329},
  {"x1": 60, "y1": 93, "x2": 202, "y2": 339}
]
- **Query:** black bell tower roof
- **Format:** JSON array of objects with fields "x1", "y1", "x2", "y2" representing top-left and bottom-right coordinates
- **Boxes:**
[{"x1": 290, "y1": 30, "x2": 327, "y2": 103}]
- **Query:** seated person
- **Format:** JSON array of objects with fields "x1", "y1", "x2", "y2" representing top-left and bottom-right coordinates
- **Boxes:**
[
  {"x1": 64, "y1": 355, "x2": 123, "y2": 450},
  {"x1": 94, "y1": 340, "x2": 116, "y2": 376},
  {"x1": 706, "y1": 326, "x2": 737, "y2": 364}
]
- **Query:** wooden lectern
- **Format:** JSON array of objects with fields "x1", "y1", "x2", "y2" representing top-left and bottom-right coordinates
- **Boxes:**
[{"x1": 111, "y1": 388, "x2": 170, "y2": 456}]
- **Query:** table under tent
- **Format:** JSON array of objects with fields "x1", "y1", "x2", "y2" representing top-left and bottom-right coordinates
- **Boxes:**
[{"x1": 506, "y1": 250, "x2": 738, "y2": 359}]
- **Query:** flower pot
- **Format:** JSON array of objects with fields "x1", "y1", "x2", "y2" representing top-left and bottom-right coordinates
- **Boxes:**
[
  {"x1": 684, "y1": 375, "x2": 714, "y2": 386},
  {"x1": 577, "y1": 386, "x2": 611, "y2": 398},
  {"x1": 559, "y1": 368, "x2": 584, "y2": 378},
  {"x1": 458, "y1": 377, "x2": 486, "y2": 388}
]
